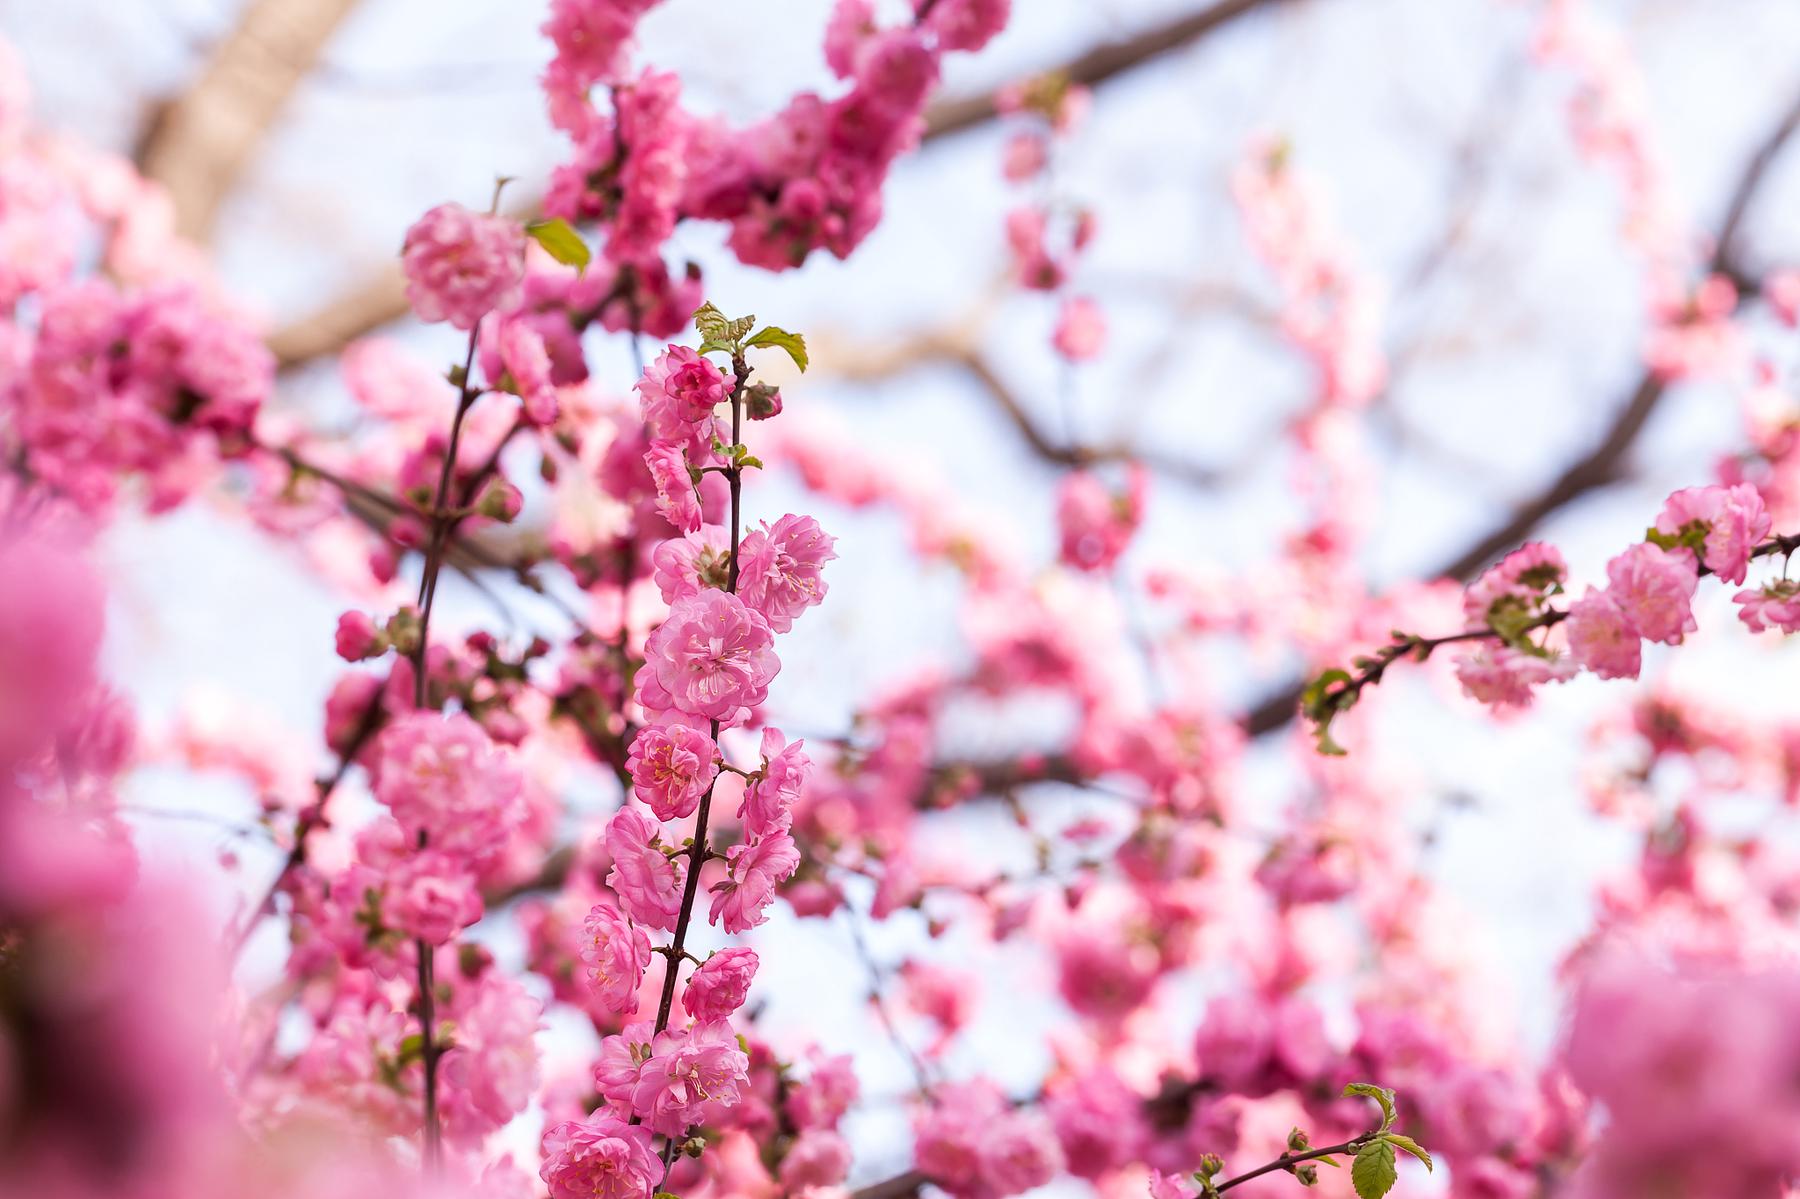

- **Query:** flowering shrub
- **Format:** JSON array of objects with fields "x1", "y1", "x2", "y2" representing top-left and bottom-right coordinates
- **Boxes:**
[{"x1": 9, "y1": 3, "x2": 1800, "y2": 1199}]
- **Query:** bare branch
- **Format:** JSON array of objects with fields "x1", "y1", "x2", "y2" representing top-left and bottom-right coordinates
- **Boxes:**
[{"x1": 138, "y1": 0, "x2": 363, "y2": 242}]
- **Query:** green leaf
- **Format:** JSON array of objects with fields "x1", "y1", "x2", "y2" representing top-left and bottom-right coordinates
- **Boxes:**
[
  {"x1": 698, "y1": 338, "x2": 738, "y2": 357},
  {"x1": 694, "y1": 302, "x2": 730, "y2": 341},
  {"x1": 1351, "y1": 1140, "x2": 1397, "y2": 1199},
  {"x1": 1382, "y1": 1134, "x2": 1433, "y2": 1172},
  {"x1": 1342, "y1": 1083, "x2": 1397, "y2": 1130},
  {"x1": 525, "y1": 218, "x2": 590, "y2": 274},
  {"x1": 746, "y1": 325, "x2": 809, "y2": 372}
]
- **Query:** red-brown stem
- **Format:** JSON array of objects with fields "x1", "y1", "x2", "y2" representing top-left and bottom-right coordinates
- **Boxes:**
[{"x1": 410, "y1": 319, "x2": 486, "y2": 1172}]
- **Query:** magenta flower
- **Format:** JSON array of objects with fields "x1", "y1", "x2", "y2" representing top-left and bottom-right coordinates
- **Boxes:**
[
  {"x1": 579, "y1": 902, "x2": 652, "y2": 1015},
  {"x1": 629, "y1": 1019, "x2": 750, "y2": 1135},
  {"x1": 645, "y1": 441, "x2": 702, "y2": 534},
  {"x1": 400, "y1": 202, "x2": 525, "y2": 330},
  {"x1": 640, "y1": 589, "x2": 780, "y2": 723},
  {"x1": 681, "y1": 946, "x2": 759, "y2": 1022},
  {"x1": 370, "y1": 710, "x2": 525, "y2": 865},
  {"x1": 709, "y1": 828, "x2": 800, "y2": 933},
  {"x1": 604, "y1": 807, "x2": 685, "y2": 930},
  {"x1": 381, "y1": 850, "x2": 482, "y2": 946},
  {"x1": 736, "y1": 513, "x2": 838, "y2": 633},
  {"x1": 626, "y1": 720, "x2": 718, "y2": 820},
  {"x1": 539, "y1": 1115, "x2": 661, "y2": 1199}
]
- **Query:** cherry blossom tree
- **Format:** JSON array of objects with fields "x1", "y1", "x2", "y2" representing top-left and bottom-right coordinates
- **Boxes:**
[{"x1": 7, "y1": 2, "x2": 1800, "y2": 1199}]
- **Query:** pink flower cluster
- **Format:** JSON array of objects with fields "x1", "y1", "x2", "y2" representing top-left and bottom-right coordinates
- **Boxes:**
[
  {"x1": 1455, "y1": 485, "x2": 1779, "y2": 707},
  {"x1": 400, "y1": 202, "x2": 527, "y2": 331}
]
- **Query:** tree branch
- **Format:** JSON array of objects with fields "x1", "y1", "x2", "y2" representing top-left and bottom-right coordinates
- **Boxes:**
[{"x1": 137, "y1": 0, "x2": 364, "y2": 242}]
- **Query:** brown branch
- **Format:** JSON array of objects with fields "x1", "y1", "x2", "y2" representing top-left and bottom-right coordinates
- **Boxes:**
[
  {"x1": 137, "y1": 0, "x2": 364, "y2": 242},
  {"x1": 919, "y1": 0, "x2": 1300, "y2": 141}
]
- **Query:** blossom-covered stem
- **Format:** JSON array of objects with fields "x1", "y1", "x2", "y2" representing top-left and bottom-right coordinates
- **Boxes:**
[
  {"x1": 1212, "y1": 1138, "x2": 1371, "y2": 1193},
  {"x1": 642, "y1": 359, "x2": 748, "y2": 1171}
]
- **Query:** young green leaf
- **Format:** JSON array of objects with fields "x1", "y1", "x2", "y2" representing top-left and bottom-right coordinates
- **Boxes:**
[
  {"x1": 693, "y1": 302, "x2": 730, "y2": 341},
  {"x1": 1342, "y1": 1083, "x2": 1397, "y2": 1130},
  {"x1": 1382, "y1": 1134, "x2": 1433, "y2": 1172},
  {"x1": 525, "y1": 218, "x2": 590, "y2": 274},
  {"x1": 746, "y1": 325, "x2": 809, "y2": 372},
  {"x1": 1350, "y1": 1140, "x2": 1397, "y2": 1199}
]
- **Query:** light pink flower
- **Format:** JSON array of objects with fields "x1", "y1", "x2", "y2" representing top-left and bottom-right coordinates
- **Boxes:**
[
  {"x1": 636, "y1": 344, "x2": 731, "y2": 451},
  {"x1": 539, "y1": 1115, "x2": 661, "y2": 1199},
  {"x1": 1653, "y1": 483, "x2": 1771, "y2": 585},
  {"x1": 736, "y1": 513, "x2": 838, "y2": 633},
  {"x1": 741, "y1": 727, "x2": 808, "y2": 838},
  {"x1": 1606, "y1": 542, "x2": 1699, "y2": 645},
  {"x1": 605, "y1": 807, "x2": 685, "y2": 930},
  {"x1": 1057, "y1": 467, "x2": 1147, "y2": 573},
  {"x1": 579, "y1": 902, "x2": 652, "y2": 1014},
  {"x1": 630, "y1": 1019, "x2": 750, "y2": 1134},
  {"x1": 709, "y1": 829, "x2": 800, "y2": 933},
  {"x1": 400, "y1": 203, "x2": 525, "y2": 330},
  {"x1": 645, "y1": 442, "x2": 702, "y2": 533},
  {"x1": 650, "y1": 525, "x2": 732, "y2": 603},
  {"x1": 640, "y1": 589, "x2": 779, "y2": 723},
  {"x1": 1565, "y1": 586, "x2": 1641, "y2": 680},
  {"x1": 914, "y1": 1080, "x2": 1063, "y2": 1199},
  {"x1": 1735, "y1": 579, "x2": 1800, "y2": 634},
  {"x1": 1463, "y1": 541, "x2": 1567, "y2": 630},
  {"x1": 370, "y1": 711, "x2": 525, "y2": 865},
  {"x1": 626, "y1": 721, "x2": 718, "y2": 820},
  {"x1": 1051, "y1": 295, "x2": 1107, "y2": 362},
  {"x1": 785, "y1": 1051, "x2": 860, "y2": 1131},
  {"x1": 682, "y1": 946, "x2": 758, "y2": 1022},
  {"x1": 594, "y1": 1022, "x2": 655, "y2": 1116},
  {"x1": 781, "y1": 1129, "x2": 853, "y2": 1190},
  {"x1": 382, "y1": 850, "x2": 482, "y2": 945},
  {"x1": 1455, "y1": 644, "x2": 1577, "y2": 709}
]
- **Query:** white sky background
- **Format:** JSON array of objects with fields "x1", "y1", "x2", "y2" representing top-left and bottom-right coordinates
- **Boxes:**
[{"x1": 10, "y1": 0, "x2": 1800, "y2": 1186}]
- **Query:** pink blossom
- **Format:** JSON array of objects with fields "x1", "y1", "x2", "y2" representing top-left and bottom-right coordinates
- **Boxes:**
[
  {"x1": 1455, "y1": 644, "x2": 1577, "y2": 709},
  {"x1": 736, "y1": 513, "x2": 838, "y2": 632},
  {"x1": 1057, "y1": 466, "x2": 1148, "y2": 572},
  {"x1": 785, "y1": 1051, "x2": 860, "y2": 1131},
  {"x1": 741, "y1": 727, "x2": 809, "y2": 837},
  {"x1": 1735, "y1": 579, "x2": 1800, "y2": 634},
  {"x1": 1149, "y1": 1172, "x2": 1199, "y2": 1199},
  {"x1": 1051, "y1": 295, "x2": 1107, "y2": 362},
  {"x1": 914, "y1": 1080, "x2": 1063, "y2": 1199},
  {"x1": 823, "y1": 0, "x2": 879, "y2": 78},
  {"x1": 1045, "y1": 1070, "x2": 1147, "y2": 1180},
  {"x1": 382, "y1": 850, "x2": 482, "y2": 945},
  {"x1": 594, "y1": 1022, "x2": 655, "y2": 1115},
  {"x1": 645, "y1": 442, "x2": 702, "y2": 533},
  {"x1": 1564, "y1": 586, "x2": 1641, "y2": 680},
  {"x1": 780, "y1": 1129, "x2": 853, "y2": 1189},
  {"x1": 1653, "y1": 483, "x2": 1771, "y2": 584},
  {"x1": 334, "y1": 610, "x2": 383, "y2": 662},
  {"x1": 626, "y1": 720, "x2": 718, "y2": 820},
  {"x1": 630, "y1": 1019, "x2": 750, "y2": 1134},
  {"x1": 1464, "y1": 541, "x2": 1567, "y2": 630},
  {"x1": 498, "y1": 319, "x2": 559, "y2": 424},
  {"x1": 440, "y1": 971, "x2": 543, "y2": 1142},
  {"x1": 650, "y1": 525, "x2": 732, "y2": 602},
  {"x1": 682, "y1": 945, "x2": 758, "y2": 1022},
  {"x1": 604, "y1": 807, "x2": 685, "y2": 930},
  {"x1": 539, "y1": 1115, "x2": 661, "y2": 1199},
  {"x1": 921, "y1": 0, "x2": 1011, "y2": 53},
  {"x1": 1606, "y1": 542, "x2": 1699, "y2": 645},
  {"x1": 640, "y1": 589, "x2": 780, "y2": 723},
  {"x1": 637, "y1": 345, "x2": 731, "y2": 451},
  {"x1": 579, "y1": 902, "x2": 652, "y2": 1014},
  {"x1": 709, "y1": 828, "x2": 800, "y2": 933},
  {"x1": 370, "y1": 710, "x2": 525, "y2": 864},
  {"x1": 400, "y1": 203, "x2": 526, "y2": 330}
]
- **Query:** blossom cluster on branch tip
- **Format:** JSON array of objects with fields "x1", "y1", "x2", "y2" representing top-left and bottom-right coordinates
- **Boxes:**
[{"x1": 1304, "y1": 483, "x2": 1797, "y2": 754}]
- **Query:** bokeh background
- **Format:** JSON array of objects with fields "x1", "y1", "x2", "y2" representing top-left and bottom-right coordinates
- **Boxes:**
[{"x1": 10, "y1": 0, "x2": 1800, "y2": 1181}]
